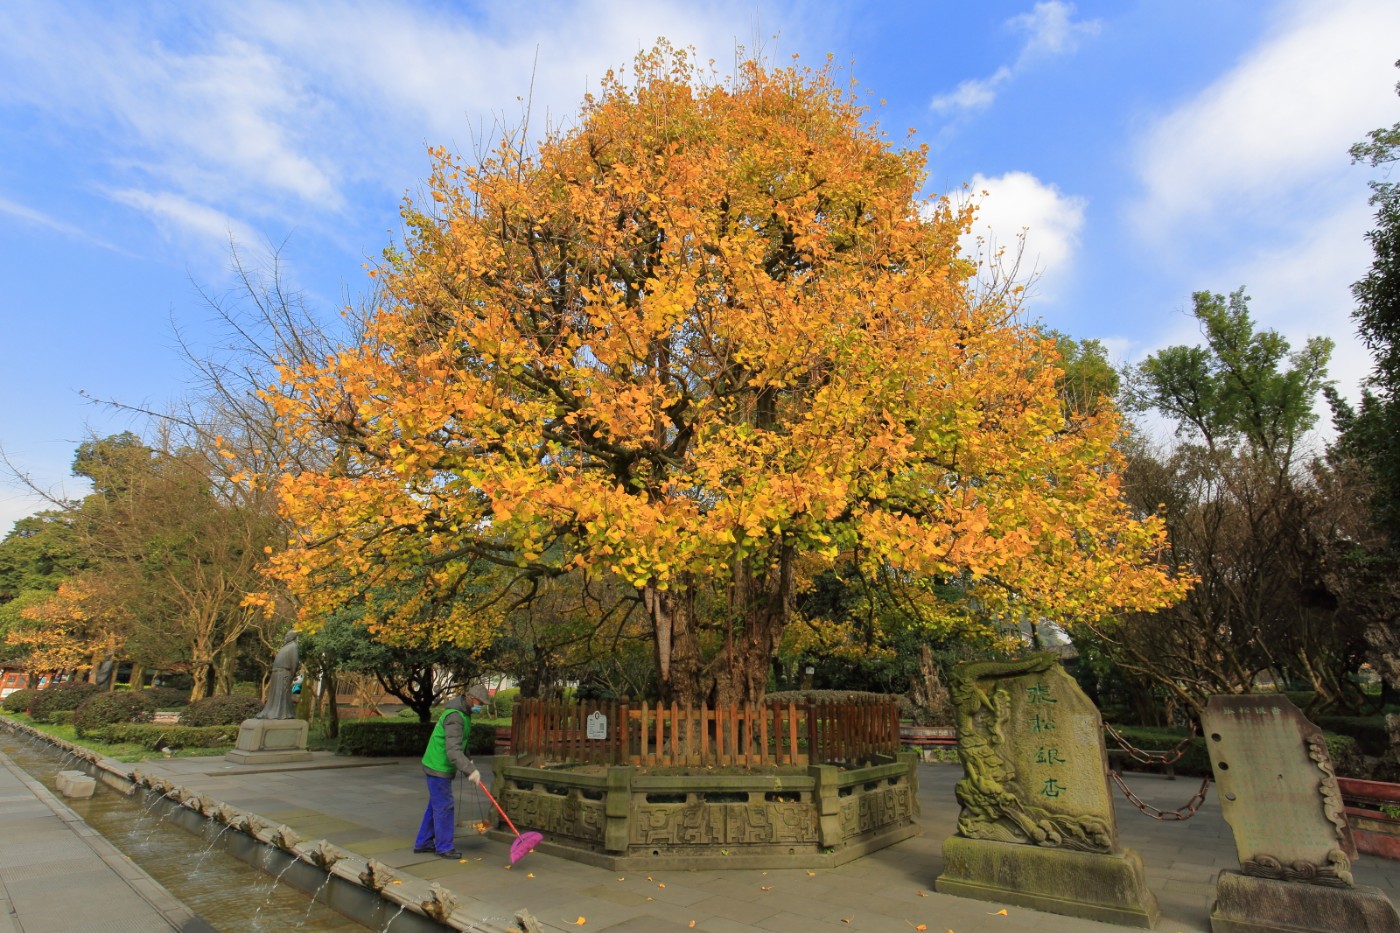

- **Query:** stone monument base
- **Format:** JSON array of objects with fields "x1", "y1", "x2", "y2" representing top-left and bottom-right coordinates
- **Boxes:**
[
  {"x1": 936, "y1": 836, "x2": 1160, "y2": 929},
  {"x1": 225, "y1": 718, "x2": 312, "y2": 765},
  {"x1": 1210, "y1": 870, "x2": 1400, "y2": 933}
]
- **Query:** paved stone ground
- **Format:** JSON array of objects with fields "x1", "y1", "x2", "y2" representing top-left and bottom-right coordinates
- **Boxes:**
[
  {"x1": 132, "y1": 753, "x2": 1400, "y2": 933},
  {"x1": 0, "y1": 749, "x2": 211, "y2": 933}
]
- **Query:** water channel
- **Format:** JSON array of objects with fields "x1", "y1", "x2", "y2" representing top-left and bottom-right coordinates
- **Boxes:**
[{"x1": 0, "y1": 729, "x2": 367, "y2": 932}]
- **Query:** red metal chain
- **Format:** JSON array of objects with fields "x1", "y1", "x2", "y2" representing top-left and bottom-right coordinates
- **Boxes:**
[
  {"x1": 1108, "y1": 770, "x2": 1211, "y2": 821},
  {"x1": 1103, "y1": 721, "x2": 1198, "y2": 765}
]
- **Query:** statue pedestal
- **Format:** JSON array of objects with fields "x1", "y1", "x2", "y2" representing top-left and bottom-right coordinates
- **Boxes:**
[
  {"x1": 936, "y1": 837, "x2": 1159, "y2": 928},
  {"x1": 1211, "y1": 871, "x2": 1400, "y2": 933},
  {"x1": 225, "y1": 718, "x2": 312, "y2": 765}
]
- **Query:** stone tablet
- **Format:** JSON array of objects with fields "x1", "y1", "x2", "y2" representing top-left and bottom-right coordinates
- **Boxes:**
[
  {"x1": 949, "y1": 654, "x2": 1116, "y2": 852},
  {"x1": 936, "y1": 653, "x2": 1158, "y2": 928},
  {"x1": 1202, "y1": 695, "x2": 1355, "y2": 886}
]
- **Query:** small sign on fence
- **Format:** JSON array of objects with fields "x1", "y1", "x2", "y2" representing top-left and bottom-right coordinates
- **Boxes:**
[{"x1": 586, "y1": 710, "x2": 608, "y2": 740}]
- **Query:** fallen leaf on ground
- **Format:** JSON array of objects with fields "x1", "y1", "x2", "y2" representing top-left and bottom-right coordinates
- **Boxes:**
[
  {"x1": 916, "y1": 890, "x2": 927, "y2": 897},
  {"x1": 572, "y1": 918, "x2": 586, "y2": 926},
  {"x1": 806, "y1": 871, "x2": 816, "y2": 877},
  {"x1": 689, "y1": 923, "x2": 696, "y2": 928},
  {"x1": 527, "y1": 873, "x2": 535, "y2": 878},
  {"x1": 915, "y1": 925, "x2": 927, "y2": 932},
  {"x1": 760, "y1": 885, "x2": 773, "y2": 892},
  {"x1": 391, "y1": 881, "x2": 401, "y2": 885},
  {"x1": 991, "y1": 909, "x2": 1007, "y2": 916}
]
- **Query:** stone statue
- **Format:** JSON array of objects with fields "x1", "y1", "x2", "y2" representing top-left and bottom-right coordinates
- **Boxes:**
[
  {"x1": 93, "y1": 656, "x2": 115, "y2": 692},
  {"x1": 255, "y1": 630, "x2": 300, "y2": 720}
]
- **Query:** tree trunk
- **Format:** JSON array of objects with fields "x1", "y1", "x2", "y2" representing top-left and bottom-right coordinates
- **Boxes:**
[
  {"x1": 645, "y1": 580, "x2": 702, "y2": 705},
  {"x1": 325, "y1": 669, "x2": 339, "y2": 739},
  {"x1": 212, "y1": 644, "x2": 238, "y2": 696},
  {"x1": 649, "y1": 550, "x2": 793, "y2": 708},
  {"x1": 908, "y1": 644, "x2": 953, "y2": 725}
]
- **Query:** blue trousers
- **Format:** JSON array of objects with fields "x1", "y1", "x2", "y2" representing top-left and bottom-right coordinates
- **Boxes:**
[{"x1": 414, "y1": 774, "x2": 455, "y2": 854}]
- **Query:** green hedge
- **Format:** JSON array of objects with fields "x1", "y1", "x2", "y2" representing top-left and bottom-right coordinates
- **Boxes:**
[
  {"x1": 1313, "y1": 716, "x2": 1391, "y2": 757},
  {"x1": 73, "y1": 692, "x2": 155, "y2": 737},
  {"x1": 1, "y1": 689, "x2": 37, "y2": 713},
  {"x1": 337, "y1": 717, "x2": 498, "y2": 757},
  {"x1": 140, "y1": 686, "x2": 191, "y2": 709},
  {"x1": 95, "y1": 722, "x2": 240, "y2": 749},
  {"x1": 30, "y1": 682, "x2": 101, "y2": 722},
  {"x1": 181, "y1": 695, "x2": 262, "y2": 726}
]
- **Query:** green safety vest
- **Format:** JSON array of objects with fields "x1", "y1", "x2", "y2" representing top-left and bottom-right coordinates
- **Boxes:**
[{"x1": 421, "y1": 708, "x2": 470, "y2": 773}]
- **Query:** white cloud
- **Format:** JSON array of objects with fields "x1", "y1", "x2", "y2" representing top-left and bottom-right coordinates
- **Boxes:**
[
  {"x1": 1009, "y1": 1, "x2": 1101, "y2": 60},
  {"x1": 1132, "y1": 0, "x2": 1400, "y2": 235},
  {"x1": 0, "y1": 196, "x2": 125, "y2": 252},
  {"x1": 931, "y1": 1, "x2": 1099, "y2": 114},
  {"x1": 931, "y1": 68, "x2": 1010, "y2": 115},
  {"x1": 0, "y1": 0, "x2": 803, "y2": 256},
  {"x1": 109, "y1": 189, "x2": 262, "y2": 255},
  {"x1": 962, "y1": 171, "x2": 1087, "y2": 301}
]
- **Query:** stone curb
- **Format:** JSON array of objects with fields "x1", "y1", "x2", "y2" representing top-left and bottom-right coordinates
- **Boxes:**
[{"x1": 0, "y1": 716, "x2": 521, "y2": 933}]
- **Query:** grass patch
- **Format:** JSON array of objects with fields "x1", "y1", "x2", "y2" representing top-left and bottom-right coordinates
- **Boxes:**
[{"x1": 2, "y1": 712, "x2": 231, "y2": 763}]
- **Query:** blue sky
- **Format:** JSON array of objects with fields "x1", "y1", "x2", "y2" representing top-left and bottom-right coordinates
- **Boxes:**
[{"x1": 2, "y1": 0, "x2": 1398, "y2": 536}]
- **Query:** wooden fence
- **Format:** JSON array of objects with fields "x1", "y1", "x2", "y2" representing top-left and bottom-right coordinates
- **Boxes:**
[{"x1": 510, "y1": 697, "x2": 902, "y2": 768}]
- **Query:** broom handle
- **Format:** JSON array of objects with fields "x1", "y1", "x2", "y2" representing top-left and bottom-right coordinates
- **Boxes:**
[{"x1": 476, "y1": 781, "x2": 522, "y2": 837}]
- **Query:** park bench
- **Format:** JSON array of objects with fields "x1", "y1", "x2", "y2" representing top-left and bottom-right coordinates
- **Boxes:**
[{"x1": 900, "y1": 725, "x2": 956, "y2": 760}]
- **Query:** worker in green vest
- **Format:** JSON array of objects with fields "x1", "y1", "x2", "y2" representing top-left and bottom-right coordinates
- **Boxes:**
[{"x1": 413, "y1": 692, "x2": 482, "y2": 858}]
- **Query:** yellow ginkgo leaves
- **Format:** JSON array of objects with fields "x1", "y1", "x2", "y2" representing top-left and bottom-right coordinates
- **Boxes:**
[{"x1": 269, "y1": 42, "x2": 1188, "y2": 702}]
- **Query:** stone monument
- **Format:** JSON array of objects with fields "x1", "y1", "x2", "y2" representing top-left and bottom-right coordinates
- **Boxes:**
[
  {"x1": 227, "y1": 630, "x2": 311, "y2": 765},
  {"x1": 1203, "y1": 694, "x2": 1400, "y2": 933},
  {"x1": 935, "y1": 654, "x2": 1159, "y2": 928}
]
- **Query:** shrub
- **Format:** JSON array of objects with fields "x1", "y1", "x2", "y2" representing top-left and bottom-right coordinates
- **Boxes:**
[
  {"x1": 2, "y1": 688, "x2": 38, "y2": 713},
  {"x1": 97, "y1": 722, "x2": 240, "y2": 749},
  {"x1": 487, "y1": 688, "x2": 519, "y2": 719},
  {"x1": 338, "y1": 719, "x2": 435, "y2": 756},
  {"x1": 336, "y1": 717, "x2": 499, "y2": 758},
  {"x1": 181, "y1": 695, "x2": 262, "y2": 726},
  {"x1": 469, "y1": 723, "x2": 497, "y2": 756},
  {"x1": 29, "y1": 682, "x2": 101, "y2": 723},
  {"x1": 73, "y1": 692, "x2": 155, "y2": 737},
  {"x1": 141, "y1": 686, "x2": 191, "y2": 709},
  {"x1": 1325, "y1": 733, "x2": 1363, "y2": 777},
  {"x1": 1313, "y1": 715, "x2": 1390, "y2": 758}
]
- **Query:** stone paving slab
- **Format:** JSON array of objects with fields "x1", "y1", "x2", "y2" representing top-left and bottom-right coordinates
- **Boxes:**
[
  {"x1": 125, "y1": 753, "x2": 1400, "y2": 932},
  {"x1": 0, "y1": 750, "x2": 211, "y2": 933}
]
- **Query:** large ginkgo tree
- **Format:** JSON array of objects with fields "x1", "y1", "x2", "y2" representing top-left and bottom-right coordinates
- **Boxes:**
[{"x1": 270, "y1": 46, "x2": 1187, "y2": 706}]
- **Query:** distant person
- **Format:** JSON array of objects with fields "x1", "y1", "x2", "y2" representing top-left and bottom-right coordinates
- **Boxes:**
[{"x1": 413, "y1": 692, "x2": 482, "y2": 858}]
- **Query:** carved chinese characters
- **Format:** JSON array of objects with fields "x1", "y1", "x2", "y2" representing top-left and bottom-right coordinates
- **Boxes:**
[
  {"x1": 936, "y1": 654, "x2": 1159, "y2": 928},
  {"x1": 947, "y1": 654, "x2": 1116, "y2": 852},
  {"x1": 1203, "y1": 695, "x2": 1354, "y2": 886},
  {"x1": 1202, "y1": 695, "x2": 1400, "y2": 933}
]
